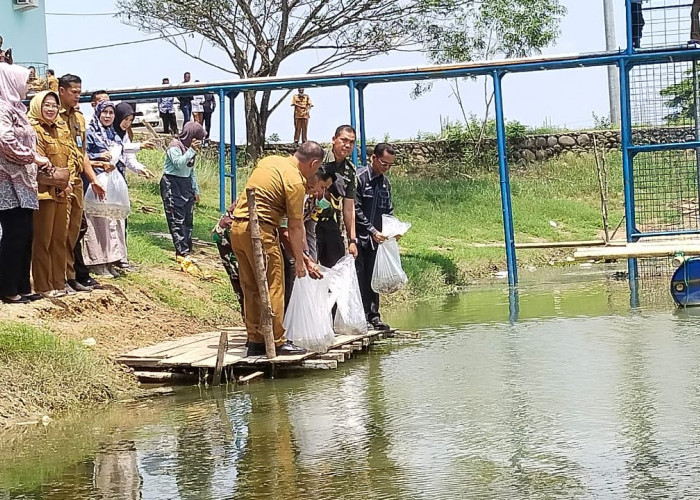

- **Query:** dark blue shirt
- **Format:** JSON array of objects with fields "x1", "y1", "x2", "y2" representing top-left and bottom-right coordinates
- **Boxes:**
[{"x1": 354, "y1": 166, "x2": 394, "y2": 249}]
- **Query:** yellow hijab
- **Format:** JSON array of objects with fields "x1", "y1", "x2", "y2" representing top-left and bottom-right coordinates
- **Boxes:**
[{"x1": 28, "y1": 90, "x2": 60, "y2": 127}]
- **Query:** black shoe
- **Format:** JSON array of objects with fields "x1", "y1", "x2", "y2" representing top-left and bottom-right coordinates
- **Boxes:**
[
  {"x1": 21, "y1": 293, "x2": 44, "y2": 301},
  {"x1": 370, "y1": 319, "x2": 391, "y2": 331},
  {"x1": 246, "y1": 342, "x2": 266, "y2": 357},
  {"x1": 1, "y1": 295, "x2": 29, "y2": 304},
  {"x1": 68, "y1": 279, "x2": 93, "y2": 292},
  {"x1": 276, "y1": 341, "x2": 307, "y2": 356},
  {"x1": 80, "y1": 277, "x2": 103, "y2": 289}
]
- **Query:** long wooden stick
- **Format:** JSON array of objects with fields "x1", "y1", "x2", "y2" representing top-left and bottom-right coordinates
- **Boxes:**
[
  {"x1": 212, "y1": 330, "x2": 228, "y2": 385},
  {"x1": 593, "y1": 135, "x2": 610, "y2": 243},
  {"x1": 247, "y1": 188, "x2": 277, "y2": 359}
]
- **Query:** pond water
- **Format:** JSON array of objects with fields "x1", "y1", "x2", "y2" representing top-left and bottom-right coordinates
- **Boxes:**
[{"x1": 3, "y1": 266, "x2": 700, "y2": 499}]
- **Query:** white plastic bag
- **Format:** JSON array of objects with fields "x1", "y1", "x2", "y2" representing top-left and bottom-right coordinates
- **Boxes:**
[
  {"x1": 371, "y1": 215, "x2": 411, "y2": 294},
  {"x1": 284, "y1": 275, "x2": 335, "y2": 353},
  {"x1": 84, "y1": 170, "x2": 131, "y2": 220},
  {"x1": 327, "y1": 255, "x2": 367, "y2": 335}
]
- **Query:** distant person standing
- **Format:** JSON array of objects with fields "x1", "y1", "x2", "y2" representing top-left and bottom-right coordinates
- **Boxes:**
[
  {"x1": 158, "y1": 78, "x2": 178, "y2": 135},
  {"x1": 191, "y1": 82, "x2": 205, "y2": 125},
  {"x1": 177, "y1": 72, "x2": 193, "y2": 124},
  {"x1": 692, "y1": 0, "x2": 700, "y2": 43},
  {"x1": 631, "y1": 0, "x2": 645, "y2": 49},
  {"x1": 45, "y1": 70, "x2": 58, "y2": 92},
  {"x1": 203, "y1": 91, "x2": 216, "y2": 138},
  {"x1": 291, "y1": 88, "x2": 312, "y2": 144}
]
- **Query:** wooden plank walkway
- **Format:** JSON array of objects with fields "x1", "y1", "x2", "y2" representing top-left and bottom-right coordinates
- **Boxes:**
[{"x1": 116, "y1": 327, "x2": 418, "y2": 381}]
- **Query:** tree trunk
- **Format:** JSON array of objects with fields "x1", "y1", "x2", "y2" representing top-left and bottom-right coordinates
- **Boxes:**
[{"x1": 244, "y1": 91, "x2": 265, "y2": 163}]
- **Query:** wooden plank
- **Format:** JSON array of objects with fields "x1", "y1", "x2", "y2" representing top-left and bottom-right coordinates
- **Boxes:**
[
  {"x1": 115, "y1": 357, "x2": 163, "y2": 369},
  {"x1": 122, "y1": 331, "x2": 220, "y2": 358},
  {"x1": 318, "y1": 351, "x2": 345, "y2": 362},
  {"x1": 238, "y1": 371, "x2": 265, "y2": 383},
  {"x1": 282, "y1": 359, "x2": 338, "y2": 370},
  {"x1": 191, "y1": 347, "x2": 248, "y2": 368},
  {"x1": 158, "y1": 343, "x2": 222, "y2": 366},
  {"x1": 213, "y1": 330, "x2": 229, "y2": 385},
  {"x1": 239, "y1": 352, "x2": 314, "y2": 365}
]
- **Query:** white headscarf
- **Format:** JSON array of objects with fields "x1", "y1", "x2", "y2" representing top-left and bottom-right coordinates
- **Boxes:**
[{"x1": 0, "y1": 62, "x2": 30, "y2": 112}]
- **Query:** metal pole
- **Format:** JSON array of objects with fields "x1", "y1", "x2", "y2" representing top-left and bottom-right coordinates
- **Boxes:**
[
  {"x1": 619, "y1": 58, "x2": 638, "y2": 281},
  {"x1": 218, "y1": 88, "x2": 226, "y2": 213},
  {"x1": 358, "y1": 84, "x2": 368, "y2": 166},
  {"x1": 492, "y1": 70, "x2": 518, "y2": 286},
  {"x1": 693, "y1": 61, "x2": 700, "y2": 221},
  {"x1": 229, "y1": 91, "x2": 238, "y2": 203},
  {"x1": 603, "y1": 0, "x2": 621, "y2": 126},
  {"x1": 348, "y1": 80, "x2": 358, "y2": 165}
]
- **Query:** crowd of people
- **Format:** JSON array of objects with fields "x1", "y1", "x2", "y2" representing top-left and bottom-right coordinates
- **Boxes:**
[
  {"x1": 215, "y1": 125, "x2": 398, "y2": 357},
  {"x1": 0, "y1": 58, "x2": 211, "y2": 302}
]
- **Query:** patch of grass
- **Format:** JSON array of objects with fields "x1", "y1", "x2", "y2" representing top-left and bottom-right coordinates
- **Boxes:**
[{"x1": 0, "y1": 322, "x2": 133, "y2": 426}]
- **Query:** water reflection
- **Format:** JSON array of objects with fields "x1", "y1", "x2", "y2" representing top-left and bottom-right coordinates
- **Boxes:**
[{"x1": 4, "y1": 270, "x2": 700, "y2": 498}]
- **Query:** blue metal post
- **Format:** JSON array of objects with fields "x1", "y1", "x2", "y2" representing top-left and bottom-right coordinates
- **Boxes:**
[
  {"x1": 492, "y1": 70, "x2": 518, "y2": 286},
  {"x1": 348, "y1": 80, "x2": 358, "y2": 165},
  {"x1": 625, "y1": 0, "x2": 634, "y2": 54},
  {"x1": 619, "y1": 58, "x2": 638, "y2": 282},
  {"x1": 358, "y1": 84, "x2": 368, "y2": 166},
  {"x1": 218, "y1": 88, "x2": 226, "y2": 213},
  {"x1": 229, "y1": 91, "x2": 237, "y2": 203}
]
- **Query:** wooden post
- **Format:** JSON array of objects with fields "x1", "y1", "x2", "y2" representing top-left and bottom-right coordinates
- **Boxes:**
[
  {"x1": 593, "y1": 135, "x2": 610, "y2": 243},
  {"x1": 212, "y1": 330, "x2": 228, "y2": 385},
  {"x1": 247, "y1": 188, "x2": 277, "y2": 359}
]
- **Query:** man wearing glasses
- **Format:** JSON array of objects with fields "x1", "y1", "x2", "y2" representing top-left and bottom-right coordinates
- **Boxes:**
[
  {"x1": 315, "y1": 125, "x2": 359, "y2": 267},
  {"x1": 354, "y1": 143, "x2": 397, "y2": 331}
]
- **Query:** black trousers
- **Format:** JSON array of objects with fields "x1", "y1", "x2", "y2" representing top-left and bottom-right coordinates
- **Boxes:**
[
  {"x1": 316, "y1": 219, "x2": 345, "y2": 268},
  {"x1": 160, "y1": 112, "x2": 178, "y2": 135},
  {"x1": 160, "y1": 174, "x2": 195, "y2": 256},
  {"x1": 73, "y1": 213, "x2": 91, "y2": 282},
  {"x1": 281, "y1": 245, "x2": 295, "y2": 310},
  {"x1": 203, "y1": 112, "x2": 213, "y2": 137},
  {"x1": 632, "y1": 2, "x2": 644, "y2": 48},
  {"x1": 355, "y1": 243, "x2": 380, "y2": 323},
  {"x1": 0, "y1": 207, "x2": 33, "y2": 296}
]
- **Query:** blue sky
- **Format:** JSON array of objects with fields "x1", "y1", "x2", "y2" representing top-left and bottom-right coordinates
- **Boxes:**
[{"x1": 44, "y1": 0, "x2": 635, "y2": 143}]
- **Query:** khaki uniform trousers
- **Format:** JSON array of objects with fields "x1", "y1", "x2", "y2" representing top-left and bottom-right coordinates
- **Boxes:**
[
  {"x1": 293, "y1": 118, "x2": 308, "y2": 143},
  {"x1": 66, "y1": 183, "x2": 83, "y2": 281},
  {"x1": 230, "y1": 220, "x2": 287, "y2": 346},
  {"x1": 32, "y1": 199, "x2": 69, "y2": 293}
]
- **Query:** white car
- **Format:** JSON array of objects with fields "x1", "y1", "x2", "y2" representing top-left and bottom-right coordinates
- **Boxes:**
[{"x1": 132, "y1": 101, "x2": 185, "y2": 134}]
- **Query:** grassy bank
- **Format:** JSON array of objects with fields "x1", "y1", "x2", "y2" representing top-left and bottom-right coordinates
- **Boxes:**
[{"x1": 0, "y1": 322, "x2": 134, "y2": 426}]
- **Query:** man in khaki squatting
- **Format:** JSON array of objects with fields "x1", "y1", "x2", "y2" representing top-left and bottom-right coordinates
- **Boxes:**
[{"x1": 231, "y1": 142, "x2": 325, "y2": 357}]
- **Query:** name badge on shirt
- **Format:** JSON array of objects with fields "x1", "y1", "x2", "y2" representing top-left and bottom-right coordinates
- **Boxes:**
[{"x1": 76, "y1": 135, "x2": 83, "y2": 148}]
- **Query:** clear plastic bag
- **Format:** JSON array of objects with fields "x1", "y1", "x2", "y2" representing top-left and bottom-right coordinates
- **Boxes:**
[
  {"x1": 84, "y1": 170, "x2": 131, "y2": 220},
  {"x1": 284, "y1": 275, "x2": 335, "y2": 353},
  {"x1": 371, "y1": 215, "x2": 411, "y2": 294},
  {"x1": 327, "y1": 255, "x2": 367, "y2": 335}
]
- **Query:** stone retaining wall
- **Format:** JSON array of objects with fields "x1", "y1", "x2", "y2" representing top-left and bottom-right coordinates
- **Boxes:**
[{"x1": 217, "y1": 126, "x2": 697, "y2": 165}]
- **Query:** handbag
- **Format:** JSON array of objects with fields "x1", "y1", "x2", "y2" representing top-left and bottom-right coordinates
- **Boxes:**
[{"x1": 37, "y1": 167, "x2": 70, "y2": 190}]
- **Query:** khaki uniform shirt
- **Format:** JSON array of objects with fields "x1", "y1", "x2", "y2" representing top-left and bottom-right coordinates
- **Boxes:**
[
  {"x1": 234, "y1": 155, "x2": 306, "y2": 227},
  {"x1": 59, "y1": 106, "x2": 86, "y2": 180},
  {"x1": 32, "y1": 120, "x2": 75, "y2": 202},
  {"x1": 291, "y1": 94, "x2": 312, "y2": 119}
]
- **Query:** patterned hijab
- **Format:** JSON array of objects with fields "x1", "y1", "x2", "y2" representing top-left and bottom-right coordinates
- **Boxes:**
[
  {"x1": 88, "y1": 100, "x2": 120, "y2": 152},
  {"x1": 0, "y1": 62, "x2": 30, "y2": 112},
  {"x1": 28, "y1": 90, "x2": 60, "y2": 127}
]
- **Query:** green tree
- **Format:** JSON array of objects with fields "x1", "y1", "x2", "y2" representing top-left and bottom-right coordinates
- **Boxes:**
[
  {"x1": 659, "y1": 70, "x2": 695, "y2": 124},
  {"x1": 414, "y1": 0, "x2": 566, "y2": 161}
]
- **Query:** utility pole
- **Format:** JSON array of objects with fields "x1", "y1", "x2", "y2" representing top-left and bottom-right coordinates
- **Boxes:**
[{"x1": 603, "y1": 0, "x2": 621, "y2": 127}]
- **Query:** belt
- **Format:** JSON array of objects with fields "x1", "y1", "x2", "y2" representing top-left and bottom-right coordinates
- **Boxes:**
[
  {"x1": 233, "y1": 217, "x2": 276, "y2": 227},
  {"x1": 232, "y1": 217, "x2": 248, "y2": 222}
]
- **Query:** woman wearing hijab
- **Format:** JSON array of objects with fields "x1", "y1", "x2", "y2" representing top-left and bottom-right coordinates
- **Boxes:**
[
  {"x1": 160, "y1": 122, "x2": 205, "y2": 270},
  {"x1": 0, "y1": 63, "x2": 52, "y2": 304},
  {"x1": 28, "y1": 90, "x2": 76, "y2": 298},
  {"x1": 84, "y1": 100, "x2": 129, "y2": 279},
  {"x1": 113, "y1": 102, "x2": 155, "y2": 179}
]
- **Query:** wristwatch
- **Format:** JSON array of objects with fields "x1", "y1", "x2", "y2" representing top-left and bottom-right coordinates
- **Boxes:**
[{"x1": 349, "y1": 238, "x2": 358, "y2": 245}]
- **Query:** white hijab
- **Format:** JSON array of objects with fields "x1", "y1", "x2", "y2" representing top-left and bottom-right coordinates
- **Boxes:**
[{"x1": 0, "y1": 63, "x2": 30, "y2": 112}]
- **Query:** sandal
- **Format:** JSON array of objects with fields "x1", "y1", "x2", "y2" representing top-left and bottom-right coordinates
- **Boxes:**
[{"x1": 1, "y1": 295, "x2": 29, "y2": 304}]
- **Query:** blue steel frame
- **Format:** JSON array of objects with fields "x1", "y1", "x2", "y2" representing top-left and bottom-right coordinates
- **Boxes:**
[{"x1": 97, "y1": 0, "x2": 700, "y2": 287}]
